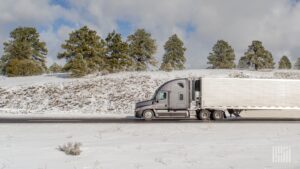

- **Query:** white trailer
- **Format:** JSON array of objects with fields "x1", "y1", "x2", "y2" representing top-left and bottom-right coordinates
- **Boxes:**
[
  {"x1": 135, "y1": 77, "x2": 300, "y2": 120},
  {"x1": 201, "y1": 78, "x2": 300, "y2": 110}
]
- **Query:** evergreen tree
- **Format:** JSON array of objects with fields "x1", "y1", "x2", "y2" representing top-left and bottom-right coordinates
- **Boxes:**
[
  {"x1": 58, "y1": 26, "x2": 106, "y2": 73},
  {"x1": 2, "y1": 27, "x2": 47, "y2": 76},
  {"x1": 160, "y1": 34, "x2": 186, "y2": 71},
  {"x1": 295, "y1": 58, "x2": 300, "y2": 70},
  {"x1": 0, "y1": 60, "x2": 4, "y2": 74},
  {"x1": 5, "y1": 59, "x2": 44, "y2": 77},
  {"x1": 105, "y1": 30, "x2": 133, "y2": 72},
  {"x1": 127, "y1": 29, "x2": 157, "y2": 71},
  {"x1": 49, "y1": 63, "x2": 63, "y2": 73},
  {"x1": 278, "y1": 56, "x2": 292, "y2": 69},
  {"x1": 239, "y1": 41, "x2": 274, "y2": 70},
  {"x1": 69, "y1": 54, "x2": 88, "y2": 77},
  {"x1": 207, "y1": 40, "x2": 235, "y2": 69},
  {"x1": 237, "y1": 56, "x2": 249, "y2": 69}
]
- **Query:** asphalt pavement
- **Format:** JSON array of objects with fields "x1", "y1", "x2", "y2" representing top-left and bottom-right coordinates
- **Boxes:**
[{"x1": 0, "y1": 117, "x2": 300, "y2": 123}]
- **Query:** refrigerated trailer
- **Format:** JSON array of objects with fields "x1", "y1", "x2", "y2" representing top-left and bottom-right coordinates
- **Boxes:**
[{"x1": 134, "y1": 77, "x2": 300, "y2": 120}]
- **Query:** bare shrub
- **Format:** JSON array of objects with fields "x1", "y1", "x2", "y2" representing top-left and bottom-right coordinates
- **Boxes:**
[{"x1": 58, "y1": 142, "x2": 82, "y2": 156}]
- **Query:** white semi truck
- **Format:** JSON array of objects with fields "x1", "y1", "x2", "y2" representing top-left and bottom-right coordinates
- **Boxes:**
[{"x1": 134, "y1": 77, "x2": 300, "y2": 120}]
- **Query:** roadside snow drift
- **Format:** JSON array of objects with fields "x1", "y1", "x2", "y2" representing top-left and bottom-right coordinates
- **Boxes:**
[{"x1": 1, "y1": 69, "x2": 300, "y2": 116}]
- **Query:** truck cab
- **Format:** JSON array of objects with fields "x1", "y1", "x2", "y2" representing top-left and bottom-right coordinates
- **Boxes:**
[{"x1": 135, "y1": 78, "x2": 201, "y2": 120}]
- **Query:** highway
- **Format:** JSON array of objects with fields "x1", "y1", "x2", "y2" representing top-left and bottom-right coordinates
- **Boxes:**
[{"x1": 1, "y1": 117, "x2": 300, "y2": 123}]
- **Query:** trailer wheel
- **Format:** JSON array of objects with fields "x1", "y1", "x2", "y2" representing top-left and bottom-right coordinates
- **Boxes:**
[
  {"x1": 197, "y1": 110, "x2": 211, "y2": 120},
  {"x1": 211, "y1": 110, "x2": 224, "y2": 120},
  {"x1": 143, "y1": 110, "x2": 154, "y2": 121}
]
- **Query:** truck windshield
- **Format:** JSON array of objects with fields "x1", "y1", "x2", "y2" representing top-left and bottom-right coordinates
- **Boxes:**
[
  {"x1": 151, "y1": 89, "x2": 159, "y2": 100},
  {"x1": 151, "y1": 84, "x2": 164, "y2": 100}
]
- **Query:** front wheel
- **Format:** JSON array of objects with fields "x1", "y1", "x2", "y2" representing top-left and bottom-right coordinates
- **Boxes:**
[
  {"x1": 143, "y1": 110, "x2": 154, "y2": 121},
  {"x1": 197, "y1": 110, "x2": 211, "y2": 120}
]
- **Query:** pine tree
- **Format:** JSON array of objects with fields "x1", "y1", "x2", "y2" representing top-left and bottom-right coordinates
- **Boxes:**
[
  {"x1": 0, "y1": 60, "x2": 4, "y2": 74},
  {"x1": 160, "y1": 34, "x2": 186, "y2": 71},
  {"x1": 69, "y1": 54, "x2": 88, "y2": 77},
  {"x1": 49, "y1": 63, "x2": 63, "y2": 73},
  {"x1": 2, "y1": 27, "x2": 47, "y2": 76},
  {"x1": 240, "y1": 41, "x2": 274, "y2": 70},
  {"x1": 295, "y1": 58, "x2": 300, "y2": 70},
  {"x1": 58, "y1": 26, "x2": 106, "y2": 73},
  {"x1": 5, "y1": 59, "x2": 44, "y2": 77},
  {"x1": 237, "y1": 56, "x2": 250, "y2": 69},
  {"x1": 105, "y1": 30, "x2": 133, "y2": 72},
  {"x1": 207, "y1": 40, "x2": 235, "y2": 69},
  {"x1": 127, "y1": 29, "x2": 157, "y2": 71},
  {"x1": 278, "y1": 56, "x2": 292, "y2": 69}
]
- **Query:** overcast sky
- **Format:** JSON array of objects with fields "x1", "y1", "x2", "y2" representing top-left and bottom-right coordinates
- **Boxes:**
[{"x1": 1, "y1": 0, "x2": 300, "y2": 68}]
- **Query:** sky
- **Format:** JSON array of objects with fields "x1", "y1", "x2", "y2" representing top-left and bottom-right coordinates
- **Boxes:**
[{"x1": 1, "y1": 0, "x2": 300, "y2": 68}]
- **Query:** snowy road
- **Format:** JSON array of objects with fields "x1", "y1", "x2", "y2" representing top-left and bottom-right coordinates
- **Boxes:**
[
  {"x1": 1, "y1": 117, "x2": 300, "y2": 123},
  {"x1": 0, "y1": 120, "x2": 300, "y2": 169}
]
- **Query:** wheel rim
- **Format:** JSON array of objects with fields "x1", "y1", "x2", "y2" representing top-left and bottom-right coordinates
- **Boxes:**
[
  {"x1": 144, "y1": 111, "x2": 153, "y2": 119},
  {"x1": 202, "y1": 112, "x2": 208, "y2": 119},
  {"x1": 213, "y1": 111, "x2": 223, "y2": 120},
  {"x1": 199, "y1": 110, "x2": 210, "y2": 120}
]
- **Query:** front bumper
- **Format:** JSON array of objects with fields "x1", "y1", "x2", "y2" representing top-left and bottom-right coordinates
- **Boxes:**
[{"x1": 134, "y1": 108, "x2": 143, "y2": 118}]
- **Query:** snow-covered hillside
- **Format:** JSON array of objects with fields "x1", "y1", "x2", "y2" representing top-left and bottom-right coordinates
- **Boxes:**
[{"x1": 1, "y1": 69, "x2": 300, "y2": 116}]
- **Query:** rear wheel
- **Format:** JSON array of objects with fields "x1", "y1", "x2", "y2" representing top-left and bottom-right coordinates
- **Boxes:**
[
  {"x1": 143, "y1": 110, "x2": 154, "y2": 121},
  {"x1": 211, "y1": 110, "x2": 224, "y2": 120},
  {"x1": 197, "y1": 110, "x2": 211, "y2": 120}
]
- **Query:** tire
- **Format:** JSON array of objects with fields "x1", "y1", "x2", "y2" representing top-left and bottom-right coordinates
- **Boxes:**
[
  {"x1": 211, "y1": 110, "x2": 224, "y2": 120},
  {"x1": 197, "y1": 110, "x2": 211, "y2": 120},
  {"x1": 143, "y1": 110, "x2": 154, "y2": 121}
]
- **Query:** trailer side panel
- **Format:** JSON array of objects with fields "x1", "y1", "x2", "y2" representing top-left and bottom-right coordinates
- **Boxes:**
[{"x1": 201, "y1": 78, "x2": 300, "y2": 110}]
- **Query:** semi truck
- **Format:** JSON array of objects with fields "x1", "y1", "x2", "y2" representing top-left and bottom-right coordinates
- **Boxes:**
[{"x1": 134, "y1": 77, "x2": 300, "y2": 120}]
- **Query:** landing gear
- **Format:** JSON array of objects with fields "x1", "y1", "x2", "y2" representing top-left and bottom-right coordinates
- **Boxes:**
[
  {"x1": 228, "y1": 109, "x2": 242, "y2": 117},
  {"x1": 211, "y1": 110, "x2": 224, "y2": 120},
  {"x1": 197, "y1": 110, "x2": 211, "y2": 120}
]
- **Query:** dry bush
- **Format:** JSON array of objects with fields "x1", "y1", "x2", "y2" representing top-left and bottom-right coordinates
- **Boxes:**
[{"x1": 58, "y1": 142, "x2": 82, "y2": 156}]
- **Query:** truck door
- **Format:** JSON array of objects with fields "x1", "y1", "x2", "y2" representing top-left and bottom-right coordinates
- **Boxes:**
[{"x1": 154, "y1": 90, "x2": 171, "y2": 117}]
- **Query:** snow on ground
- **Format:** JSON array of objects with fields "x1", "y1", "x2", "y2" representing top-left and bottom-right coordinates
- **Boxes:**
[
  {"x1": 0, "y1": 122, "x2": 299, "y2": 169},
  {"x1": 1, "y1": 69, "x2": 300, "y2": 117},
  {"x1": 1, "y1": 70, "x2": 300, "y2": 169}
]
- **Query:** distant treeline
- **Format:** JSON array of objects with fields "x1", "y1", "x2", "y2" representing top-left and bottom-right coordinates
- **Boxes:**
[{"x1": 0, "y1": 26, "x2": 298, "y2": 77}]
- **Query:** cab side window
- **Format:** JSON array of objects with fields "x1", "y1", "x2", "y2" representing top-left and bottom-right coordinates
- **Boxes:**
[{"x1": 157, "y1": 91, "x2": 167, "y2": 100}]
